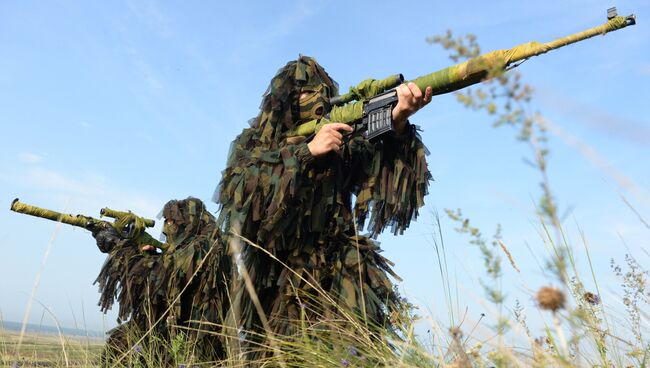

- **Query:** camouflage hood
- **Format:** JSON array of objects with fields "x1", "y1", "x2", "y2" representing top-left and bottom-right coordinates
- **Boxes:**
[
  {"x1": 162, "y1": 197, "x2": 215, "y2": 251},
  {"x1": 251, "y1": 55, "x2": 338, "y2": 148}
]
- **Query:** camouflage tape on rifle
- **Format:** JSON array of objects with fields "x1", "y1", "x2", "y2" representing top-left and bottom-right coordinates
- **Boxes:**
[
  {"x1": 10, "y1": 198, "x2": 93, "y2": 228},
  {"x1": 292, "y1": 12, "x2": 635, "y2": 137}
]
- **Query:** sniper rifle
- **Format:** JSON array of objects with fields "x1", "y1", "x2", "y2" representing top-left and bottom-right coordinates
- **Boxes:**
[
  {"x1": 291, "y1": 7, "x2": 636, "y2": 141},
  {"x1": 10, "y1": 198, "x2": 161, "y2": 251}
]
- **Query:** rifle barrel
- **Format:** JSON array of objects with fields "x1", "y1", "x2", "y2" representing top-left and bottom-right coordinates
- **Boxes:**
[
  {"x1": 410, "y1": 13, "x2": 636, "y2": 96},
  {"x1": 10, "y1": 198, "x2": 94, "y2": 229},
  {"x1": 320, "y1": 10, "x2": 637, "y2": 132}
]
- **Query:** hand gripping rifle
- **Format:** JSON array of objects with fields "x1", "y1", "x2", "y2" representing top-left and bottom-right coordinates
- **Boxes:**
[
  {"x1": 10, "y1": 198, "x2": 161, "y2": 249},
  {"x1": 290, "y1": 8, "x2": 636, "y2": 141}
]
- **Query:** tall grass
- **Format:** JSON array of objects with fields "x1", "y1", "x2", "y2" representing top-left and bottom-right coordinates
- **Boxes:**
[{"x1": 4, "y1": 210, "x2": 647, "y2": 367}]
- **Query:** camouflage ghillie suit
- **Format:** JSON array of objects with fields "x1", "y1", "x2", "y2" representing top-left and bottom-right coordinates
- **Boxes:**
[
  {"x1": 159, "y1": 197, "x2": 231, "y2": 359},
  {"x1": 94, "y1": 197, "x2": 230, "y2": 362},
  {"x1": 215, "y1": 56, "x2": 430, "y2": 345}
]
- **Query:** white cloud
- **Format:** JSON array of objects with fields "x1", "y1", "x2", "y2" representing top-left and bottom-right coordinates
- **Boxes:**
[
  {"x1": 538, "y1": 89, "x2": 650, "y2": 150},
  {"x1": 541, "y1": 117, "x2": 650, "y2": 210},
  {"x1": 19, "y1": 152, "x2": 43, "y2": 164}
]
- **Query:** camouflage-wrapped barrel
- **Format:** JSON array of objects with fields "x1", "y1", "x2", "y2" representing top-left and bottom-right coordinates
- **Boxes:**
[{"x1": 292, "y1": 8, "x2": 636, "y2": 137}]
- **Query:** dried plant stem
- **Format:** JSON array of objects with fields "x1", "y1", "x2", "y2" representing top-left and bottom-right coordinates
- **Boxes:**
[
  {"x1": 552, "y1": 312, "x2": 569, "y2": 358},
  {"x1": 228, "y1": 232, "x2": 286, "y2": 368},
  {"x1": 352, "y1": 211, "x2": 368, "y2": 326},
  {"x1": 14, "y1": 212, "x2": 63, "y2": 366},
  {"x1": 34, "y1": 300, "x2": 69, "y2": 367}
]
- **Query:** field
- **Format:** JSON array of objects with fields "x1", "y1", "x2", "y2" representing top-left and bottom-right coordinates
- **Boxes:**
[{"x1": 1, "y1": 329, "x2": 103, "y2": 367}]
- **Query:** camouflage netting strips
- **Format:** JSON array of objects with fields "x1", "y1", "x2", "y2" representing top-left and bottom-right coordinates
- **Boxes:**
[
  {"x1": 215, "y1": 56, "x2": 431, "y2": 360},
  {"x1": 95, "y1": 197, "x2": 232, "y2": 362}
]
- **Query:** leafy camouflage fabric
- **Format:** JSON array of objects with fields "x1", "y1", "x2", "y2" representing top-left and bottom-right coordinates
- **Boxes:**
[
  {"x1": 94, "y1": 241, "x2": 164, "y2": 326},
  {"x1": 160, "y1": 197, "x2": 231, "y2": 359},
  {"x1": 95, "y1": 197, "x2": 231, "y2": 362},
  {"x1": 94, "y1": 229, "x2": 167, "y2": 364},
  {"x1": 214, "y1": 56, "x2": 431, "y2": 348}
]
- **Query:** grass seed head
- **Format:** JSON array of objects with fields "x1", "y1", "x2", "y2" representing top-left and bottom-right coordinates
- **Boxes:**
[
  {"x1": 583, "y1": 291, "x2": 601, "y2": 305},
  {"x1": 536, "y1": 286, "x2": 565, "y2": 312}
]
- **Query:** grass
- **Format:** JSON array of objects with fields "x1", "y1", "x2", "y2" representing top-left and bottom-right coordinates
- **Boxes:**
[
  {"x1": 0, "y1": 330, "x2": 103, "y2": 367},
  {"x1": 3, "y1": 220, "x2": 647, "y2": 367}
]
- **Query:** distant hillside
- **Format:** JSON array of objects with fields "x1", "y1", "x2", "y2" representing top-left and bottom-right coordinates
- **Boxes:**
[{"x1": 1, "y1": 320, "x2": 104, "y2": 338}]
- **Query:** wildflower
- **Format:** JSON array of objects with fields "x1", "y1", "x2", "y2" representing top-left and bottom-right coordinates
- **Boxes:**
[
  {"x1": 583, "y1": 291, "x2": 600, "y2": 305},
  {"x1": 348, "y1": 345, "x2": 358, "y2": 357},
  {"x1": 340, "y1": 358, "x2": 350, "y2": 367},
  {"x1": 132, "y1": 344, "x2": 143, "y2": 354},
  {"x1": 178, "y1": 365, "x2": 186, "y2": 368},
  {"x1": 536, "y1": 286, "x2": 565, "y2": 312}
]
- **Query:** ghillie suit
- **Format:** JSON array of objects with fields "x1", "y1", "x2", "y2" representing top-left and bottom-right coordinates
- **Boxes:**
[
  {"x1": 159, "y1": 197, "x2": 232, "y2": 360},
  {"x1": 95, "y1": 242, "x2": 165, "y2": 365},
  {"x1": 215, "y1": 56, "x2": 430, "y2": 356},
  {"x1": 94, "y1": 197, "x2": 231, "y2": 364}
]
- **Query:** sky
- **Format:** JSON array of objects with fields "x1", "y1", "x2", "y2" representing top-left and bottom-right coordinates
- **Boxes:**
[{"x1": 1, "y1": 0, "x2": 648, "y2": 342}]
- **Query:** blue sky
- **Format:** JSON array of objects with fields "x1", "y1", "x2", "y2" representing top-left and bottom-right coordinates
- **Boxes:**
[{"x1": 1, "y1": 0, "x2": 648, "y2": 341}]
